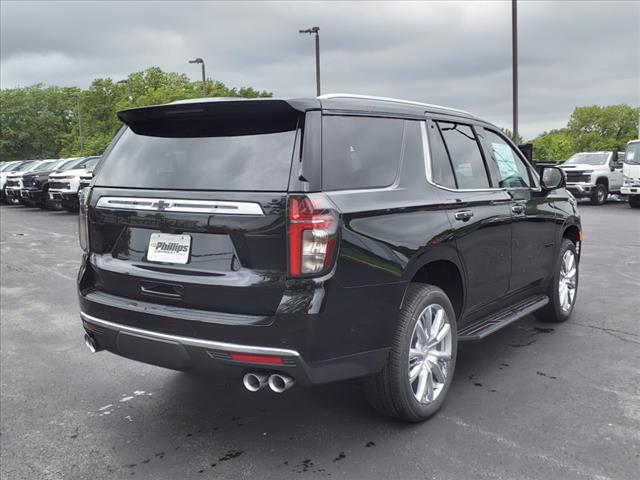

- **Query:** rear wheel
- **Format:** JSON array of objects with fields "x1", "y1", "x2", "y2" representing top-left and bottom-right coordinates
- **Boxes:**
[
  {"x1": 365, "y1": 284, "x2": 457, "y2": 422},
  {"x1": 536, "y1": 239, "x2": 578, "y2": 323},
  {"x1": 629, "y1": 196, "x2": 640, "y2": 209},
  {"x1": 590, "y1": 183, "x2": 607, "y2": 205}
]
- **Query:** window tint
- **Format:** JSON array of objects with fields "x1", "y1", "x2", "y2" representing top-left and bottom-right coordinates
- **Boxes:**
[
  {"x1": 437, "y1": 122, "x2": 490, "y2": 189},
  {"x1": 95, "y1": 126, "x2": 297, "y2": 191},
  {"x1": 427, "y1": 121, "x2": 457, "y2": 189},
  {"x1": 322, "y1": 116, "x2": 404, "y2": 190},
  {"x1": 485, "y1": 130, "x2": 531, "y2": 188}
]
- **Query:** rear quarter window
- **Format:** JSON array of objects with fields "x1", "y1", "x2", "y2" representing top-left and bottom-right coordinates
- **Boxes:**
[{"x1": 322, "y1": 116, "x2": 404, "y2": 190}]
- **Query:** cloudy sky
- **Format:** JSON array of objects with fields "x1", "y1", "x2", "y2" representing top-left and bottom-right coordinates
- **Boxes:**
[{"x1": 1, "y1": 0, "x2": 638, "y2": 139}]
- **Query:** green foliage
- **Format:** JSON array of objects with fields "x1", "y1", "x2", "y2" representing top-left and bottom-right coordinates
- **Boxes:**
[
  {"x1": 530, "y1": 105, "x2": 639, "y2": 162},
  {"x1": 500, "y1": 128, "x2": 524, "y2": 145},
  {"x1": 1, "y1": 67, "x2": 272, "y2": 160}
]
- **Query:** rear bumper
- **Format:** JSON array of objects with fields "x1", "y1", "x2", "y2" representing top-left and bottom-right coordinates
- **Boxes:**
[{"x1": 80, "y1": 310, "x2": 388, "y2": 386}]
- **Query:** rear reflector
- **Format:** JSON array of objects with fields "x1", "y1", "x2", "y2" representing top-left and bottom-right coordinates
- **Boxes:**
[{"x1": 230, "y1": 353, "x2": 283, "y2": 364}]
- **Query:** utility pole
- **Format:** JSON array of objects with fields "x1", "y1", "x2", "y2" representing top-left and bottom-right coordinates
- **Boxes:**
[
  {"x1": 512, "y1": 0, "x2": 519, "y2": 143},
  {"x1": 116, "y1": 79, "x2": 133, "y2": 106},
  {"x1": 77, "y1": 93, "x2": 84, "y2": 154},
  {"x1": 189, "y1": 58, "x2": 207, "y2": 97},
  {"x1": 299, "y1": 27, "x2": 321, "y2": 96}
]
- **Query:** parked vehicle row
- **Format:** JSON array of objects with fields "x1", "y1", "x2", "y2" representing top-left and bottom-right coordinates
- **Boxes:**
[{"x1": 0, "y1": 157, "x2": 100, "y2": 211}]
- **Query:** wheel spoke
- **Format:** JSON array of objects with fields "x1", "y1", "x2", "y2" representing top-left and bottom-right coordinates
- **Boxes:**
[
  {"x1": 423, "y1": 369, "x2": 434, "y2": 403},
  {"x1": 415, "y1": 318, "x2": 427, "y2": 346},
  {"x1": 434, "y1": 323, "x2": 451, "y2": 344},
  {"x1": 409, "y1": 363, "x2": 422, "y2": 383},
  {"x1": 429, "y1": 350, "x2": 451, "y2": 361},
  {"x1": 430, "y1": 308, "x2": 444, "y2": 339},
  {"x1": 430, "y1": 360, "x2": 447, "y2": 383},
  {"x1": 416, "y1": 368, "x2": 428, "y2": 400}
]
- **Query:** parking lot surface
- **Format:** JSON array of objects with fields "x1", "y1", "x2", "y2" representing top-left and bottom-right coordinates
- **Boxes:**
[{"x1": 1, "y1": 202, "x2": 638, "y2": 480}]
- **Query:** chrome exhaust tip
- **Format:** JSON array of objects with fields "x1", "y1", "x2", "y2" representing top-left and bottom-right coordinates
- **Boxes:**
[
  {"x1": 243, "y1": 372, "x2": 269, "y2": 392},
  {"x1": 268, "y1": 374, "x2": 295, "y2": 393},
  {"x1": 84, "y1": 333, "x2": 98, "y2": 353}
]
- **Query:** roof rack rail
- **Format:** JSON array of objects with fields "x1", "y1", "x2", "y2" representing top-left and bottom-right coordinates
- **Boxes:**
[{"x1": 317, "y1": 93, "x2": 473, "y2": 116}]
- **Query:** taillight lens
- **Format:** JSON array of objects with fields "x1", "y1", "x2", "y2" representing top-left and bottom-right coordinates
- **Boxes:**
[
  {"x1": 288, "y1": 194, "x2": 339, "y2": 277},
  {"x1": 78, "y1": 187, "x2": 91, "y2": 252}
]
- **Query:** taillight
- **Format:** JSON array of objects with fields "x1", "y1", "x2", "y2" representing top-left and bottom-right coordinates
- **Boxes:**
[
  {"x1": 78, "y1": 187, "x2": 91, "y2": 252},
  {"x1": 287, "y1": 194, "x2": 339, "y2": 277}
]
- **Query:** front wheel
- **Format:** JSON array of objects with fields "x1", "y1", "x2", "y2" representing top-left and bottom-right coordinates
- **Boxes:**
[
  {"x1": 365, "y1": 284, "x2": 457, "y2": 422},
  {"x1": 590, "y1": 183, "x2": 607, "y2": 205},
  {"x1": 536, "y1": 239, "x2": 579, "y2": 323},
  {"x1": 629, "y1": 196, "x2": 640, "y2": 209}
]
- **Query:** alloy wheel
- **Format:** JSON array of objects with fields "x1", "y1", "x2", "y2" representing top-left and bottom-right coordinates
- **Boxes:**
[
  {"x1": 559, "y1": 250, "x2": 577, "y2": 312},
  {"x1": 408, "y1": 304, "x2": 452, "y2": 405}
]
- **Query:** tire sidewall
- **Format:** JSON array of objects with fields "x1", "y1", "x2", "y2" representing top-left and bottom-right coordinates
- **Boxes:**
[{"x1": 396, "y1": 288, "x2": 458, "y2": 420}]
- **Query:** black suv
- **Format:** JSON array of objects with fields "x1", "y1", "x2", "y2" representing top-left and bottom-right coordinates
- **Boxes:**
[{"x1": 78, "y1": 95, "x2": 581, "y2": 421}]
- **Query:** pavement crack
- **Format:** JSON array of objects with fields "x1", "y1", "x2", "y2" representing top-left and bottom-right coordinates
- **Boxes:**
[{"x1": 573, "y1": 322, "x2": 640, "y2": 345}]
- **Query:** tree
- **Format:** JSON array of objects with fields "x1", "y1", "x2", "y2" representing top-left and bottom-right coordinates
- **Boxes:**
[
  {"x1": 531, "y1": 129, "x2": 575, "y2": 162},
  {"x1": 500, "y1": 128, "x2": 524, "y2": 145},
  {"x1": 1, "y1": 67, "x2": 272, "y2": 160},
  {"x1": 567, "y1": 105, "x2": 638, "y2": 152}
]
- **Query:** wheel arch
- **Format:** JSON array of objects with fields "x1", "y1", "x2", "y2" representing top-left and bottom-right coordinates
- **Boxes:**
[
  {"x1": 595, "y1": 176, "x2": 609, "y2": 188},
  {"x1": 402, "y1": 258, "x2": 465, "y2": 320}
]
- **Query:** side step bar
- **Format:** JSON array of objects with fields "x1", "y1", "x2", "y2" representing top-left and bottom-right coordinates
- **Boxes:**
[{"x1": 458, "y1": 295, "x2": 549, "y2": 341}]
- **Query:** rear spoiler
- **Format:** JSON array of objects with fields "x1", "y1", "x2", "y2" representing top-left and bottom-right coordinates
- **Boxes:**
[{"x1": 117, "y1": 98, "x2": 320, "y2": 137}]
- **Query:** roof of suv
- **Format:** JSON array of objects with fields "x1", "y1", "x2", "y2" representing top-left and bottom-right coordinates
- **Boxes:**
[{"x1": 119, "y1": 94, "x2": 476, "y2": 126}]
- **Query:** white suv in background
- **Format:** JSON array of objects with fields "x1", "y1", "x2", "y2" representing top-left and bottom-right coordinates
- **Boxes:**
[{"x1": 48, "y1": 156, "x2": 101, "y2": 211}]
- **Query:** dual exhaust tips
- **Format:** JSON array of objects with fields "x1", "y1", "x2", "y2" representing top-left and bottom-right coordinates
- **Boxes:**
[{"x1": 243, "y1": 372, "x2": 295, "y2": 393}]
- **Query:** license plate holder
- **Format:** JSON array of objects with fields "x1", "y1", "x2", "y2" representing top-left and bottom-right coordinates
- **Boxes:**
[{"x1": 147, "y1": 233, "x2": 191, "y2": 264}]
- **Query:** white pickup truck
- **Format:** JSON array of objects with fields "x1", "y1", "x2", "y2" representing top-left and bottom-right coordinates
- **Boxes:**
[
  {"x1": 622, "y1": 140, "x2": 640, "y2": 208},
  {"x1": 48, "y1": 156, "x2": 101, "y2": 211},
  {"x1": 559, "y1": 151, "x2": 624, "y2": 205}
]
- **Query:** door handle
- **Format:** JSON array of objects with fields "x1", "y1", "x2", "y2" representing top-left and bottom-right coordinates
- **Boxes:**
[
  {"x1": 454, "y1": 210, "x2": 474, "y2": 222},
  {"x1": 511, "y1": 204, "x2": 526, "y2": 215}
]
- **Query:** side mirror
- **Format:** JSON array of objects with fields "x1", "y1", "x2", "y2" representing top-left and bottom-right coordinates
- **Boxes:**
[{"x1": 540, "y1": 166, "x2": 565, "y2": 191}]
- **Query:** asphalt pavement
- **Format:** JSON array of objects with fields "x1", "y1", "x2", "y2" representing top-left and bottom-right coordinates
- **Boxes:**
[{"x1": 1, "y1": 200, "x2": 638, "y2": 480}]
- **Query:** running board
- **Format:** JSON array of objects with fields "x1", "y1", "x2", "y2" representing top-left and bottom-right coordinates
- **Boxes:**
[{"x1": 458, "y1": 295, "x2": 549, "y2": 341}]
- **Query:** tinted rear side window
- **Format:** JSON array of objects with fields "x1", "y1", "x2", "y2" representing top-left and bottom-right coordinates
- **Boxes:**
[
  {"x1": 437, "y1": 122, "x2": 490, "y2": 189},
  {"x1": 322, "y1": 116, "x2": 404, "y2": 190},
  {"x1": 95, "y1": 122, "x2": 298, "y2": 191}
]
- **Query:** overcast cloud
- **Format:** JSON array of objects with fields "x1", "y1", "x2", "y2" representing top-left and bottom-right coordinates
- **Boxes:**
[{"x1": 1, "y1": 0, "x2": 638, "y2": 139}]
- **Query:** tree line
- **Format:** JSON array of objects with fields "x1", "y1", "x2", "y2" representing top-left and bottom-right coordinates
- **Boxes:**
[
  {"x1": 0, "y1": 67, "x2": 271, "y2": 161},
  {"x1": 0, "y1": 68, "x2": 637, "y2": 162}
]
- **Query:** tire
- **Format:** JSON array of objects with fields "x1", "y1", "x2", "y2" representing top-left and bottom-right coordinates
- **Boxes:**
[
  {"x1": 364, "y1": 284, "x2": 458, "y2": 422},
  {"x1": 629, "y1": 196, "x2": 640, "y2": 209},
  {"x1": 39, "y1": 187, "x2": 51, "y2": 209},
  {"x1": 590, "y1": 183, "x2": 607, "y2": 205},
  {"x1": 535, "y1": 238, "x2": 579, "y2": 323}
]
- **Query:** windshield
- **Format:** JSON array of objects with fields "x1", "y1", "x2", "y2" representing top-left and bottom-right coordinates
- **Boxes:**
[
  {"x1": 564, "y1": 153, "x2": 609, "y2": 165},
  {"x1": 58, "y1": 158, "x2": 82, "y2": 170},
  {"x1": 78, "y1": 157, "x2": 100, "y2": 170},
  {"x1": 0, "y1": 162, "x2": 16, "y2": 172},
  {"x1": 625, "y1": 142, "x2": 640, "y2": 165},
  {"x1": 96, "y1": 123, "x2": 298, "y2": 191},
  {"x1": 14, "y1": 161, "x2": 37, "y2": 172},
  {"x1": 32, "y1": 161, "x2": 57, "y2": 172}
]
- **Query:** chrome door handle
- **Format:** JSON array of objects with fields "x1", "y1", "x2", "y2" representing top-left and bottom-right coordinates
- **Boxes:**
[{"x1": 454, "y1": 210, "x2": 474, "y2": 222}]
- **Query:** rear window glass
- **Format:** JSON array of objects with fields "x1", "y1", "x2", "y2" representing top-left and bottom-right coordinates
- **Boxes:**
[
  {"x1": 322, "y1": 116, "x2": 404, "y2": 190},
  {"x1": 95, "y1": 124, "x2": 298, "y2": 191},
  {"x1": 437, "y1": 122, "x2": 490, "y2": 189}
]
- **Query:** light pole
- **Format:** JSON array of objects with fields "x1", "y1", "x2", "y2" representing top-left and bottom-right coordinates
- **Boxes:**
[
  {"x1": 76, "y1": 93, "x2": 84, "y2": 154},
  {"x1": 189, "y1": 58, "x2": 207, "y2": 97},
  {"x1": 116, "y1": 79, "x2": 133, "y2": 107},
  {"x1": 299, "y1": 27, "x2": 321, "y2": 96},
  {"x1": 512, "y1": 0, "x2": 519, "y2": 143}
]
